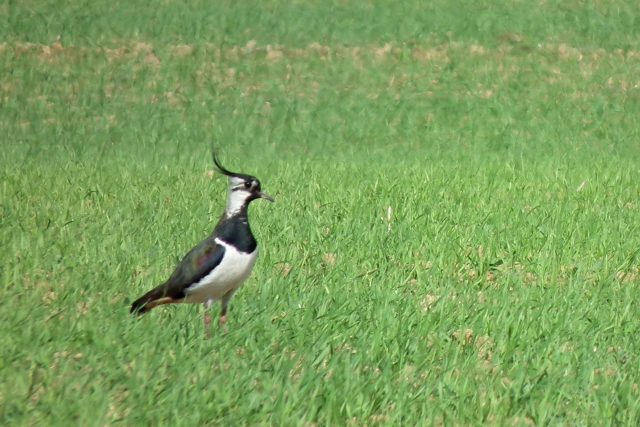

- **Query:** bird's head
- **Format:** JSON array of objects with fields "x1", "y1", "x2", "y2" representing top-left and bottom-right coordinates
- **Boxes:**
[{"x1": 212, "y1": 152, "x2": 274, "y2": 215}]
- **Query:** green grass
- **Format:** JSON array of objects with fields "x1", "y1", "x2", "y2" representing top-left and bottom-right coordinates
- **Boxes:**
[{"x1": 2, "y1": 1, "x2": 640, "y2": 425}]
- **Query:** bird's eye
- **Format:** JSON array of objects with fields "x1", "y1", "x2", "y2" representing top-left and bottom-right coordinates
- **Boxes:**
[{"x1": 244, "y1": 181, "x2": 252, "y2": 189}]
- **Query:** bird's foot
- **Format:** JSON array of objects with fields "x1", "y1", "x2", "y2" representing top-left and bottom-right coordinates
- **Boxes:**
[
  {"x1": 204, "y1": 312, "x2": 213, "y2": 339},
  {"x1": 219, "y1": 315, "x2": 228, "y2": 333}
]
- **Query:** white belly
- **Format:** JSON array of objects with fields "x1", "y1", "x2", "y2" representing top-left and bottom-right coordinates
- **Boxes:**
[{"x1": 184, "y1": 238, "x2": 258, "y2": 303}]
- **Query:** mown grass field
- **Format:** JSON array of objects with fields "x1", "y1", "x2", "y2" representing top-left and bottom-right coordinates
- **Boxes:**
[{"x1": 2, "y1": 1, "x2": 640, "y2": 425}]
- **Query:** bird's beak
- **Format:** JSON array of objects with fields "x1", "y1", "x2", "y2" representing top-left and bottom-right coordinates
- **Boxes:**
[{"x1": 258, "y1": 192, "x2": 274, "y2": 202}]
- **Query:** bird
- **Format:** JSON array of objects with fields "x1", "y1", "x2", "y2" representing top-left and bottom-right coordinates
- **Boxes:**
[{"x1": 130, "y1": 151, "x2": 273, "y2": 335}]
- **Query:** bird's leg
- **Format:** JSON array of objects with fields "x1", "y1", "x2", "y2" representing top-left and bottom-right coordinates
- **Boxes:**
[
  {"x1": 203, "y1": 299, "x2": 214, "y2": 338},
  {"x1": 219, "y1": 291, "x2": 234, "y2": 331}
]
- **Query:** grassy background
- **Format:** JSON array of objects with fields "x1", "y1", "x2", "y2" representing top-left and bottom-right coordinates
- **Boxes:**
[{"x1": 2, "y1": 0, "x2": 640, "y2": 425}]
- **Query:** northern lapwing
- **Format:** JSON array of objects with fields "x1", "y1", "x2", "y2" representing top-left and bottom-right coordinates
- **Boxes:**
[{"x1": 130, "y1": 152, "x2": 273, "y2": 335}]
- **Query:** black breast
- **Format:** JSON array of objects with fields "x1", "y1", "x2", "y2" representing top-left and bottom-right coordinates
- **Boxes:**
[{"x1": 214, "y1": 215, "x2": 257, "y2": 253}]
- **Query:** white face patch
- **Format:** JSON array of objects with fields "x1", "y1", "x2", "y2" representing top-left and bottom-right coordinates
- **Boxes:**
[
  {"x1": 226, "y1": 189, "x2": 251, "y2": 216},
  {"x1": 226, "y1": 177, "x2": 252, "y2": 216},
  {"x1": 230, "y1": 176, "x2": 246, "y2": 187}
]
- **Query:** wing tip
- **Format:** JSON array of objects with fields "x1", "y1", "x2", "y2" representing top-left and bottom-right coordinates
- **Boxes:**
[
  {"x1": 130, "y1": 295, "x2": 178, "y2": 316},
  {"x1": 130, "y1": 299, "x2": 150, "y2": 316}
]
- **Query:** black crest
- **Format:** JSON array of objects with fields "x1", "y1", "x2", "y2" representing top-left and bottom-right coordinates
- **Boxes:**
[{"x1": 211, "y1": 150, "x2": 255, "y2": 182}]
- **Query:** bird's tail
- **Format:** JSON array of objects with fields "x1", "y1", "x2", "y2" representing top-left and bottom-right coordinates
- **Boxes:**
[{"x1": 130, "y1": 285, "x2": 177, "y2": 315}]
